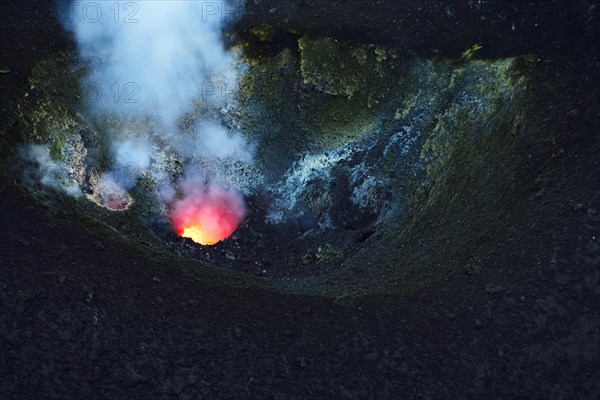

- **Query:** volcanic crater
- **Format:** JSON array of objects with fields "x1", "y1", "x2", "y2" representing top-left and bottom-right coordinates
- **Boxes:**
[{"x1": 1, "y1": 1, "x2": 599, "y2": 398}]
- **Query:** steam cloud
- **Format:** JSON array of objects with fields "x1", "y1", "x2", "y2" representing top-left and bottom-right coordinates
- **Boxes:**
[
  {"x1": 19, "y1": 144, "x2": 83, "y2": 198},
  {"x1": 56, "y1": 0, "x2": 251, "y2": 240},
  {"x1": 63, "y1": 1, "x2": 237, "y2": 126},
  {"x1": 172, "y1": 121, "x2": 253, "y2": 163}
]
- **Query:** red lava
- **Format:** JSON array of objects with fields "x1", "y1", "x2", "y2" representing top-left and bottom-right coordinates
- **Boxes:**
[{"x1": 169, "y1": 181, "x2": 247, "y2": 245}]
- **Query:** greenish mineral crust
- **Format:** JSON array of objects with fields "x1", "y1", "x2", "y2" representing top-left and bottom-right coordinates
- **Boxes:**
[
  {"x1": 238, "y1": 33, "x2": 525, "y2": 184},
  {"x1": 237, "y1": 35, "x2": 412, "y2": 163},
  {"x1": 420, "y1": 58, "x2": 525, "y2": 178},
  {"x1": 248, "y1": 24, "x2": 275, "y2": 42},
  {"x1": 299, "y1": 36, "x2": 370, "y2": 98},
  {"x1": 7, "y1": 53, "x2": 84, "y2": 162}
]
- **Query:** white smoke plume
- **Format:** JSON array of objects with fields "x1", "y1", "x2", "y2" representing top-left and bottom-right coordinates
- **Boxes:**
[
  {"x1": 19, "y1": 144, "x2": 83, "y2": 198},
  {"x1": 172, "y1": 120, "x2": 253, "y2": 163},
  {"x1": 63, "y1": 0, "x2": 239, "y2": 128},
  {"x1": 57, "y1": 0, "x2": 253, "y2": 219},
  {"x1": 113, "y1": 138, "x2": 152, "y2": 171},
  {"x1": 107, "y1": 137, "x2": 153, "y2": 188}
]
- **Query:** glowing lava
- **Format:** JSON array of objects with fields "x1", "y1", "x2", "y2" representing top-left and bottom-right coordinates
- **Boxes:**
[
  {"x1": 169, "y1": 181, "x2": 247, "y2": 245},
  {"x1": 181, "y1": 226, "x2": 215, "y2": 245}
]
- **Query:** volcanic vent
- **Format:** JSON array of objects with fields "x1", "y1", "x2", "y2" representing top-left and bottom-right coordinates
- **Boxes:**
[{"x1": 16, "y1": 1, "x2": 527, "y2": 282}]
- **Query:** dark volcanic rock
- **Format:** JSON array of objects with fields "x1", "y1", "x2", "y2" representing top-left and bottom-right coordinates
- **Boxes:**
[{"x1": 238, "y1": 0, "x2": 597, "y2": 57}]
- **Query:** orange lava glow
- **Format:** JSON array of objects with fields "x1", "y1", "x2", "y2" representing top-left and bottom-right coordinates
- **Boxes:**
[
  {"x1": 181, "y1": 226, "x2": 217, "y2": 245},
  {"x1": 169, "y1": 182, "x2": 247, "y2": 245}
]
